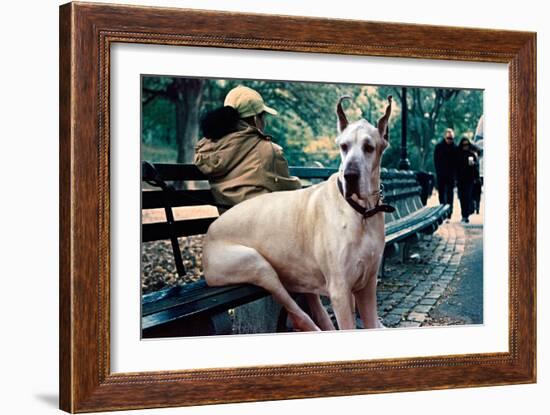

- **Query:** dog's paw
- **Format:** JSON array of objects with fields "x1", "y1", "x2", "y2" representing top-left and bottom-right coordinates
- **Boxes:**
[{"x1": 376, "y1": 319, "x2": 387, "y2": 329}]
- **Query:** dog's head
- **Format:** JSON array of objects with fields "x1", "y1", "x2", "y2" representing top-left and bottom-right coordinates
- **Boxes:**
[{"x1": 335, "y1": 95, "x2": 392, "y2": 201}]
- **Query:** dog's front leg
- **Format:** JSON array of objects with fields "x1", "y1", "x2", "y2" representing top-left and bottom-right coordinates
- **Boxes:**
[
  {"x1": 354, "y1": 274, "x2": 384, "y2": 329},
  {"x1": 330, "y1": 288, "x2": 356, "y2": 330}
]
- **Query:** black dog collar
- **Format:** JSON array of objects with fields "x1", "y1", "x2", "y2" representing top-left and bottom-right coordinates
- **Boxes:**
[{"x1": 337, "y1": 178, "x2": 396, "y2": 219}]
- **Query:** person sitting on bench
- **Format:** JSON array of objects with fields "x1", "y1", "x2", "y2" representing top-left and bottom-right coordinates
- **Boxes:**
[{"x1": 194, "y1": 85, "x2": 301, "y2": 208}]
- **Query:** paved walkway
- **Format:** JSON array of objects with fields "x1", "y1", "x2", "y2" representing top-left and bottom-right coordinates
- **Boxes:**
[
  {"x1": 430, "y1": 224, "x2": 483, "y2": 325},
  {"x1": 373, "y1": 190, "x2": 483, "y2": 328}
]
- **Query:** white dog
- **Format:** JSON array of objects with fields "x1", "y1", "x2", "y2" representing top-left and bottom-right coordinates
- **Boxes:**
[{"x1": 203, "y1": 96, "x2": 393, "y2": 331}]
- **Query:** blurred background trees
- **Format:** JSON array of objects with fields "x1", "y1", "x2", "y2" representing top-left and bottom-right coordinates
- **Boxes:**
[{"x1": 141, "y1": 76, "x2": 483, "y2": 173}]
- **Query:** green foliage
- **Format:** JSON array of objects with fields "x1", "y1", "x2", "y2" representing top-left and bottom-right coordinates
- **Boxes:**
[{"x1": 141, "y1": 76, "x2": 483, "y2": 173}]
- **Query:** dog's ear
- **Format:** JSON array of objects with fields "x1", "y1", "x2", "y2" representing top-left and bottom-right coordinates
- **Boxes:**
[
  {"x1": 377, "y1": 95, "x2": 393, "y2": 141},
  {"x1": 336, "y1": 95, "x2": 352, "y2": 134}
]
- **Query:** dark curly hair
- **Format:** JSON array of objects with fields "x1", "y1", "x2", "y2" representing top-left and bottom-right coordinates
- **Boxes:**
[{"x1": 200, "y1": 106, "x2": 240, "y2": 140}]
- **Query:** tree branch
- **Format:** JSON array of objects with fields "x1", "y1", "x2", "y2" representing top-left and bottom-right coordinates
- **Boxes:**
[
  {"x1": 143, "y1": 87, "x2": 171, "y2": 100},
  {"x1": 142, "y1": 94, "x2": 160, "y2": 106}
]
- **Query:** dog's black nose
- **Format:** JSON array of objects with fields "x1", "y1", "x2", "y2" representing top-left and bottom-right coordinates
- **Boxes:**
[
  {"x1": 343, "y1": 169, "x2": 360, "y2": 199},
  {"x1": 344, "y1": 170, "x2": 360, "y2": 183}
]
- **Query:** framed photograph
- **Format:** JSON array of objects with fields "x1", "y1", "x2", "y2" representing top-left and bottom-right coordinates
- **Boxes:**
[{"x1": 59, "y1": 2, "x2": 536, "y2": 412}]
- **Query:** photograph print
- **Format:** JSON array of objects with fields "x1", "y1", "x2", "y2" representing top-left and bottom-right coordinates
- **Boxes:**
[{"x1": 140, "y1": 75, "x2": 484, "y2": 338}]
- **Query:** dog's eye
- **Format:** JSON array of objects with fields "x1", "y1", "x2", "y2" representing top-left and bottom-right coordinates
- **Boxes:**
[
  {"x1": 363, "y1": 143, "x2": 375, "y2": 153},
  {"x1": 340, "y1": 143, "x2": 348, "y2": 153}
]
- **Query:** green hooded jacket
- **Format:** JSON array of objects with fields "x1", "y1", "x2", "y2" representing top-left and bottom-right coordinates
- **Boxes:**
[{"x1": 194, "y1": 121, "x2": 302, "y2": 207}]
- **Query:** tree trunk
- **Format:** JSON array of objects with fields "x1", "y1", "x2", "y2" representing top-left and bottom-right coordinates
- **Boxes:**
[
  {"x1": 418, "y1": 146, "x2": 426, "y2": 171},
  {"x1": 173, "y1": 78, "x2": 204, "y2": 164},
  {"x1": 419, "y1": 120, "x2": 436, "y2": 171}
]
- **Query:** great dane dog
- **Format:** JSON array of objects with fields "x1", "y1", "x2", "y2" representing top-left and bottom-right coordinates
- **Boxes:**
[{"x1": 203, "y1": 95, "x2": 393, "y2": 331}]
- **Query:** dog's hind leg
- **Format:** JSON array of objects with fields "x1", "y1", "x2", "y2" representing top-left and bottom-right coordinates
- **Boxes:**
[
  {"x1": 204, "y1": 242, "x2": 321, "y2": 332},
  {"x1": 305, "y1": 294, "x2": 335, "y2": 331}
]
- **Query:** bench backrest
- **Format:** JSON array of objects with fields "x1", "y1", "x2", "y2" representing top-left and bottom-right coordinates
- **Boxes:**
[
  {"x1": 380, "y1": 169, "x2": 424, "y2": 224},
  {"x1": 141, "y1": 163, "x2": 425, "y2": 243}
]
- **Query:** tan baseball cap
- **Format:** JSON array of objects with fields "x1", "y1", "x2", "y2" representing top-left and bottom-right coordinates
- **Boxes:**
[{"x1": 224, "y1": 85, "x2": 278, "y2": 118}]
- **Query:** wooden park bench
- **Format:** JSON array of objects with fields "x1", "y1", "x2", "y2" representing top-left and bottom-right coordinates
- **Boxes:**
[{"x1": 141, "y1": 162, "x2": 449, "y2": 338}]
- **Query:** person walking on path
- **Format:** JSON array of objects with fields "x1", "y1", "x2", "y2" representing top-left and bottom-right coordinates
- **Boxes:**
[
  {"x1": 472, "y1": 115, "x2": 484, "y2": 214},
  {"x1": 471, "y1": 144, "x2": 483, "y2": 214},
  {"x1": 456, "y1": 136, "x2": 480, "y2": 223},
  {"x1": 434, "y1": 128, "x2": 457, "y2": 216},
  {"x1": 194, "y1": 85, "x2": 301, "y2": 209}
]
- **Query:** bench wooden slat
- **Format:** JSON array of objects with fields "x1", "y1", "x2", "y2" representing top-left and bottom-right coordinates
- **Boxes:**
[
  {"x1": 142, "y1": 217, "x2": 216, "y2": 242},
  {"x1": 146, "y1": 163, "x2": 208, "y2": 181},
  {"x1": 142, "y1": 279, "x2": 267, "y2": 316},
  {"x1": 385, "y1": 205, "x2": 450, "y2": 244},
  {"x1": 288, "y1": 167, "x2": 337, "y2": 179},
  {"x1": 391, "y1": 204, "x2": 447, "y2": 229},
  {"x1": 383, "y1": 187, "x2": 421, "y2": 202},
  {"x1": 385, "y1": 205, "x2": 436, "y2": 234},
  {"x1": 386, "y1": 219, "x2": 434, "y2": 244},
  {"x1": 146, "y1": 164, "x2": 341, "y2": 182},
  {"x1": 142, "y1": 283, "x2": 269, "y2": 330},
  {"x1": 142, "y1": 189, "x2": 215, "y2": 209},
  {"x1": 142, "y1": 279, "x2": 210, "y2": 304}
]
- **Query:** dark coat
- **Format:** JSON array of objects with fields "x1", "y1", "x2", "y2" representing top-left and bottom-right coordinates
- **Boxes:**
[
  {"x1": 433, "y1": 140, "x2": 457, "y2": 181},
  {"x1": 455, "y1": 148, "x2": 480, "y2": 184}
]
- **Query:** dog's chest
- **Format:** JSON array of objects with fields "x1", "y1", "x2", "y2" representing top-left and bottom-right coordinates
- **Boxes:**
[
  {"x1": 355, "y1": 237, "x2": 382, "y2": 271},
  {"x1": 336, "y1": 218, "x2": 385, "y2": 286}
]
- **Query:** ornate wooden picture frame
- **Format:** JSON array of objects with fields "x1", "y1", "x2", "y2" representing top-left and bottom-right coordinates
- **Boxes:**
[{"x1": 59, "y1": 2, "x2": 536, "y2": 412}]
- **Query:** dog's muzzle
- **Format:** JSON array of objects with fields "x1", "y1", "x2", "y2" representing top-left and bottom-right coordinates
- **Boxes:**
[{"x1": 343, "y1": 168, "x2": 360, "y2": 199}]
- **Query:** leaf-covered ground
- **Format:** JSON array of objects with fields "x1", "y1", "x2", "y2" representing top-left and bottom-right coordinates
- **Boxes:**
[{"x1": 141, "y1": 235, "x2": 204, "y2": 294}]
